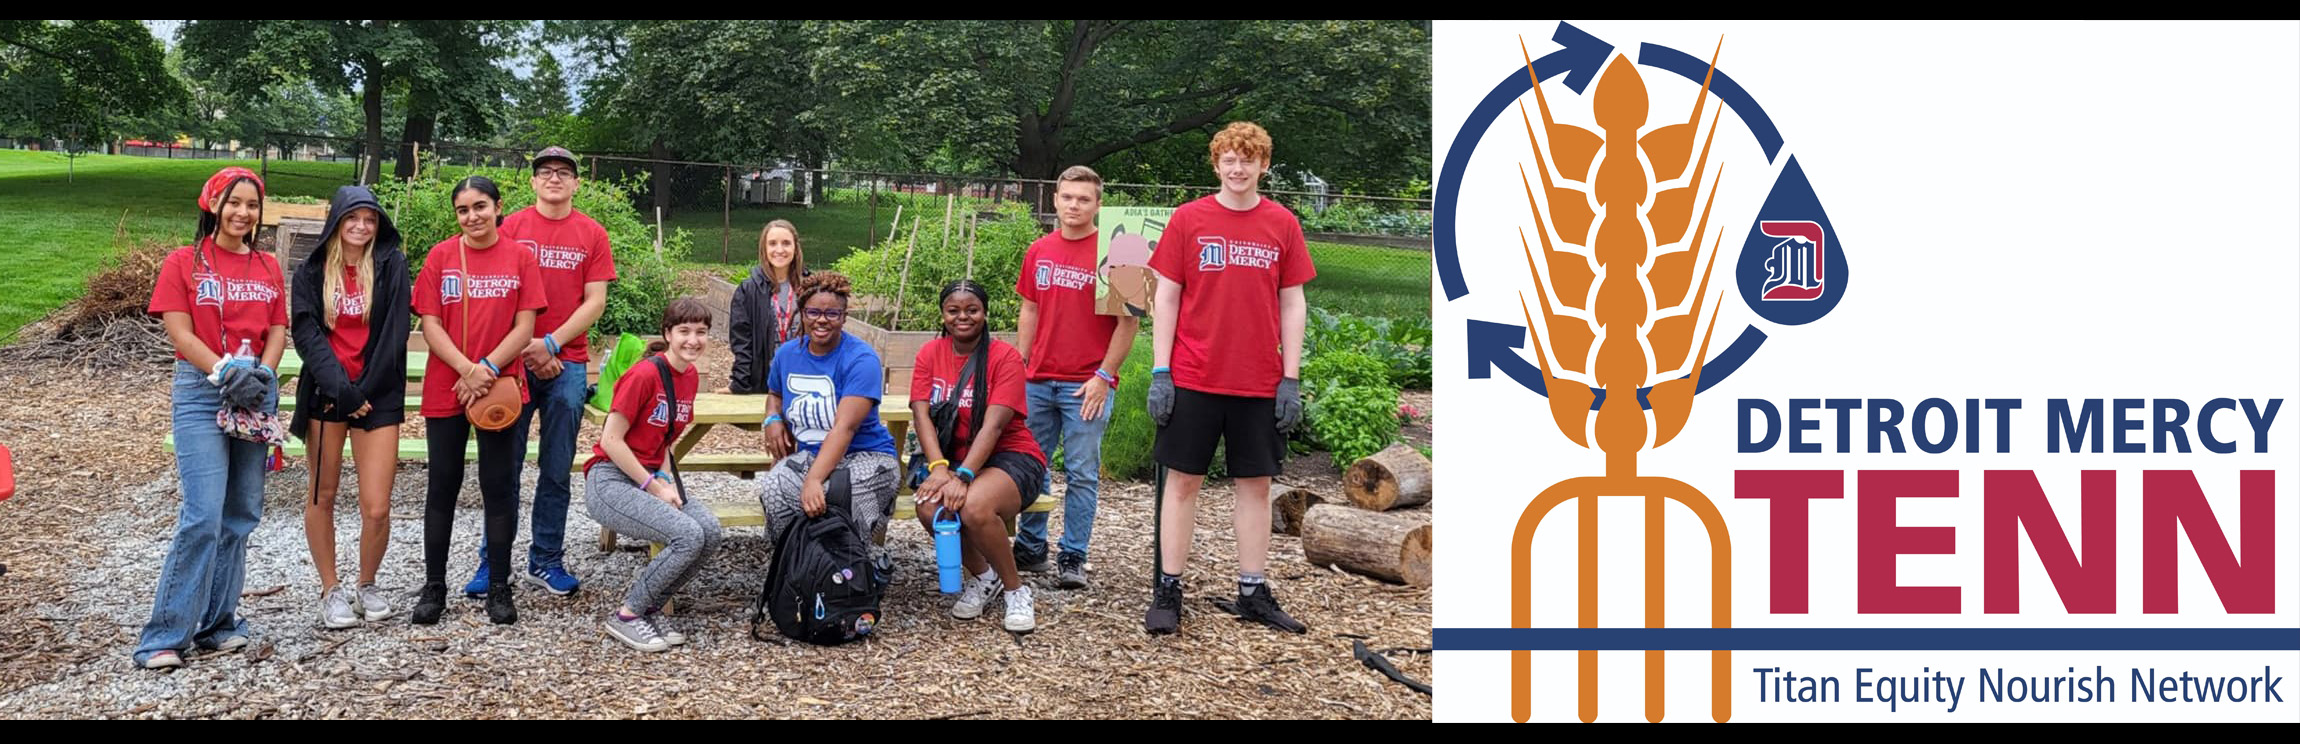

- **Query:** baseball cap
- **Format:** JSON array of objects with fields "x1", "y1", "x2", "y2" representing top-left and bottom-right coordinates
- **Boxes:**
[{"x1": 532, "y1": 146, "x2": 580, "y2": 174}]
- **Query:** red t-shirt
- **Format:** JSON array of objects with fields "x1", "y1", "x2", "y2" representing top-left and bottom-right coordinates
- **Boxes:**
[
  {"x1": 584, "y1": 356, "x2": 698, "y2": 473},
  {"x1": 412, "y1": 236, "x2": 548, "y2": 418},
  {"x1": 147, "y1": 238, "x2": 287, "y2": 361},
  {"x1": 1014, "y1": 230, "x2": 1119, "y2": 382},
  {"x1": 1146, "y1": 195, "x2": 1316, "y2": 397},
  {"x1": 910, "y1": 337, "x2": 1043, "y2": 466},
  {"x1": 329, "y1": 264, "x2": 372, "y2": 380},
  {"x1": 503, "y1": 207, "x2": 617, "y2": 363}
]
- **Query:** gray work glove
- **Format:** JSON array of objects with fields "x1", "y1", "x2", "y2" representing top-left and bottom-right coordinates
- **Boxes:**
[
  {"x1": 1275, "y1": 377, "x2": 1302, "y2": 434},
  {"x1": 1148, "y1": 369, "x2": 1175, "y2": 427},
  {"x1": 220, "y1": 365, "x2": 274, "y2": 411}
]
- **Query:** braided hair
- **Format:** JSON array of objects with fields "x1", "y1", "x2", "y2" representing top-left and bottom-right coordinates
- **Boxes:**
[
  {"x1": 936, "y1": 279, "x2": 992, "y2": 339},
  {"x1": 796, "y1": 271, "x2": 853, "y2": 308}
]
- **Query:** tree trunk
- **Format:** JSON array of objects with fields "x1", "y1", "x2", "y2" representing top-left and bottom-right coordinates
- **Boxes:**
[
  {"x1": 394, "y1": 110, "x2": 436, "y2": 181},
  {"x1": 1344, "y1": 443, "x2": 1434, "y2": 511},
  {"x1": 1269, "y1": 484, "x2": 1324, "y2": 537},
  {"x1": 649, "y1": 136, "x2": 673, "y2": 220},
  {"x1": 1301, "y1": 505, "x2": 1431, "y2": 587},
  {"x1": 360, "y1": 72, "x2": 385, "y2": 185},
  {"x1": 806, "y1": 150, "x2": 827, "y2": 205}
]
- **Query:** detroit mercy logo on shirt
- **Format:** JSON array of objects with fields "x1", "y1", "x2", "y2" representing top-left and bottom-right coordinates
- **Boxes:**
[
  {"x1": 194, "y1": 276, "x2": 225, "y2": 307},
  {"x1": 646, "y1": 394, "x2": 693, "y2": 427},
  {"x1": 1033, "y1": 259, "x2": 1095, "y2": 292},
  {"x1": 784, "y1": 374, "x2": 839, "y2": 445},
  {"x1": 928, "y1": 377, "x2": 977, "y2": 408},
  {"x1": 522, "y1": 238, "x2": 589, "y2": 272},
  {"x1": 440, "y1": 270, "x2": 464, "y2": 302}
]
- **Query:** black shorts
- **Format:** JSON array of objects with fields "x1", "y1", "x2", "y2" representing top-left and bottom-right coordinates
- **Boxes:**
[
  {"x1": 982, "y1": 450, "x2": 1046, "y2": 510},
  {"x1": 1154, "y1": 388, "x2": 1282, "y2": 478}
]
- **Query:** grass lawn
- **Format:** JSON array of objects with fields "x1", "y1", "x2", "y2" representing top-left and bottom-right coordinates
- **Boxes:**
[
  {"x1": 666, "y1": 201, "x2": 1431, "y2": 324},
  {"x1": 0, "y1": 150, "x2": 357, "y2": 341},
  {"x1": 661, "y1": 203, "x2": 891, "y2": 269}
]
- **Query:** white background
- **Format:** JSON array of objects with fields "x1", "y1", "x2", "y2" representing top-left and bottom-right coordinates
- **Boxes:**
[{"x1": 1431, "y1": 20, "x2": 2300, "y2": 722}]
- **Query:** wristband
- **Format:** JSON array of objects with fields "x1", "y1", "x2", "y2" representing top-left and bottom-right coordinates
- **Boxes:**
[
  {"x1": 927, "y1": 459, "x2": 950, "y2": 472},
  {"x1": 638, "y1": 473, "x2": 657, "y2": 491},
  {"x1": 1095, "y1": 368, "x2": 1118, "y2": 386},
  {"x1": 764, "y1": 414, "x2": 784, "y2": 426},
  {"x1": 478, "y1": 358, "x2": 500, "y2": 376},
  {"x1": 953, "y1": 465, "x2": 976, "y2": 483},
  {"x1": 1152, "y1": 366, "x2": 1171, "y2": 375},
  {"x1": 543, "y1": 334, "x2": 562, "y2": 355}
]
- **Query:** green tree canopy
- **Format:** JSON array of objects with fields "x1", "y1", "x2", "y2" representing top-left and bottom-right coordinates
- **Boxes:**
[{"x1": 0, "y1": 20, "x2": 185, "y2": 145}]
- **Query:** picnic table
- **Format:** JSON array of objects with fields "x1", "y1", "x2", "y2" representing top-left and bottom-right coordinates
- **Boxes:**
[{"x1": 585, "y1": 392, "x2": 1053, "y2": 551}]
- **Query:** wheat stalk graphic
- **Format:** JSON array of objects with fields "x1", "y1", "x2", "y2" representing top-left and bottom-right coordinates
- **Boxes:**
[{"x1": 1508, "y1": 36, "x2": 1737, "y2": 723}]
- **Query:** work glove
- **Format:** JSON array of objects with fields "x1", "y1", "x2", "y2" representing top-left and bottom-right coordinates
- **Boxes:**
[
  {"x1": 219, "y1": 365, "x2": 273, "y2": 411},
  {"x1": 1275, "y1": 377, "x2": 1302, "y2": 434},
  {"x1": 1148, "y1": 369, "x2": 1175, "y2": 427}
]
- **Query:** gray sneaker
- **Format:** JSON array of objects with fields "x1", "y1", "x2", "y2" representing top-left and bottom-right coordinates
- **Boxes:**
[
  {"x1": 1056, "y1": 552, "x2": 1089, "y2": 590},
  {"x1": 355, "y1": 583, "x2": 395, "y2": 621},
  {"x1": 647, "y1": 610, "x2": 687, "y2": 647},
  {"x1": 321, "y1": 587, "x2": 359, "y2": 629},
  {"x1": 605, "y1": 612, "x2": 670, "y2": 653}
]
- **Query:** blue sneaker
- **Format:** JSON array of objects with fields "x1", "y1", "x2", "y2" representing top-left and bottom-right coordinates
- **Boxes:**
[
  {"x1": 524, "y1": 562, "x2": 581, "y2": 596},
  {"x1": 462, "y1": 561, "x2": 491, "y2": 598}
]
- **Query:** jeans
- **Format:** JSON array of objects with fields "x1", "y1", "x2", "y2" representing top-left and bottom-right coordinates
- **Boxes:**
[
  {"x1": 1015, "y1": 379, "x2": 1108, "y2": 558},
  {"x1": 480, "y1": 359, "x2": 584, "y2": 569},
  {"x1": 426, "y1": 414, "x2": 524, "y2": 585},
  {"x1": 136, "y1": 361, "x2": 272, "y2": 664}
]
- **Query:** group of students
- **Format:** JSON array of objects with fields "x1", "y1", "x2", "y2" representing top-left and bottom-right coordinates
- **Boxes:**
[{"x1": 131, "y1": 121, "x2": 1316, "y2": 669}]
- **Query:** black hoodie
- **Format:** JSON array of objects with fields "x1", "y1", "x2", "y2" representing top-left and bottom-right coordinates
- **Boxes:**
[
  {"x1": 289, "y1": 185, "x2": 411, "y2": 435},
  {"x1": 728, "y1": 264, "x2": 805, "y2": 394}
]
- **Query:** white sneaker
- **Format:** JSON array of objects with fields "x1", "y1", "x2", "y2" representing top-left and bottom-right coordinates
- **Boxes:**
[
  {"x1": 321, "y1": 587, "x2": 359, "y2": 629},
  {"x1": 356, "y1": 583, "x2": 396, "y2": 621},
  {"x1": 140, "y1": 650, "x2": 184, "y2": 670},
  {"x1": 951, "y1": 575, "x2": 1003, "y2": 620},
  {"x1": 1003, "y1": 585, "x2": 1037, "y2": 633}
]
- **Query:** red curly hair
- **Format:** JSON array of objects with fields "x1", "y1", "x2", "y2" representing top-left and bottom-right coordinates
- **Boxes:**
[{"x1": 1208, "y1": 121, "x2": 1273, "y2": 169}]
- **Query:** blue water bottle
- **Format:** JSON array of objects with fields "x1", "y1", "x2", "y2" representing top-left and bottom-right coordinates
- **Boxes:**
[{"x1": 933, "y1": 507, "x2": 964, "y2": 594}]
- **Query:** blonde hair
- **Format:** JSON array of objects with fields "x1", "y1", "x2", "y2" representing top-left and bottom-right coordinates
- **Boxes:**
[
  {"x1": 757, "y1": 219, "x2": 805, "y2": 285},
  {"x1": 320, "y1": 210, "x2": 378, "y2": 328},
  {"x1": 1208, "y1": 121, "x2": 1273, "y2": 169}
]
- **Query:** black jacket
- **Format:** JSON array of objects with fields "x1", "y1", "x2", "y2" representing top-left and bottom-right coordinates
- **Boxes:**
[
  {"x1": 290, "y1": 185, "x2": 411, "y2": 436},
  {"x1": 728, "y1": 265, "x2": 804, "y2": 394}
]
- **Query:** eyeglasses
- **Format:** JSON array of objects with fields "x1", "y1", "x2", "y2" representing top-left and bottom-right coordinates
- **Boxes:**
[
  {"x1": 802, "y1": 308, "x2": 847, "y2": 320},
  {"x1": 535, "y1": 168, "x2": 577, "y2": 182}
]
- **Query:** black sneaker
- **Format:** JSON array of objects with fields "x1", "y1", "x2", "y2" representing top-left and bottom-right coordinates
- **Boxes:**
[
  {"x1": 1144, "y1": 579, "x2": 1183, "y2": 635},
  {"x1": 411, "y1": 582, "x2": 448, "y2": 626},
  {"x1": 1013, "y1": 543, "x2": 1052, "y2": 574},
  {"x1": 485, "y1": 584, "x2": 518, "y2": 625},
  {"x1": 1232, "y1": 584, "x2": 1308, "y2": 634},
  {"x1": 1056, "y1": 552, "x2": 1089, "y2": 590}
]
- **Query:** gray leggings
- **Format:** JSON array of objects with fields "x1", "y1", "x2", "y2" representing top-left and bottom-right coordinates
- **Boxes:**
[
  {"x1": 760, "y1": 449, "x2": 900, "y2": 546},
  {"x1": 585, "y1": 463, "x2": 722, "y2": 612}
]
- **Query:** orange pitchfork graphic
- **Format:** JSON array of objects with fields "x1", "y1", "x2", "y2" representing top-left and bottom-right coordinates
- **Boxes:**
[{"x1": 1509, "y1": 36, "x2": 1735, "y2": 723}]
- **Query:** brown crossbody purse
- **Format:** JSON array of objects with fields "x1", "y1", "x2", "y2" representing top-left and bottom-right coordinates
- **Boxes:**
[{"x1": 461, "y1": 238, "x2": 523, "y2": 431}]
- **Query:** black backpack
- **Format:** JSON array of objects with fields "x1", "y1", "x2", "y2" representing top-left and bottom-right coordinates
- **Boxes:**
[{"x1": 750, "y1": 467, "x2": 883, "y2": 645}]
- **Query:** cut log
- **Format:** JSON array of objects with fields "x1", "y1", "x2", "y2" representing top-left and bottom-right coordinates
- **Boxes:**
[
  {"x1": 1344, "y1": 443, "x2": 1433, "y2": 511},
  {"x1": 1302, "y1": 504, "x2": 1431, "y2": 587},
  {"x1": 1269, "y1": 484, "x2": 1325, "y2": 536}
]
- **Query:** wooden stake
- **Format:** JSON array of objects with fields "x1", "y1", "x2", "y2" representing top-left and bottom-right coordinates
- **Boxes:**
[
  {"x1": 940, "y1": 194, "x2": 955, "y2": 256},
  {"x1": 893, "y1": 216, "x2": 920, "y2": 330},
  {"x1": 964, "y1": 211, "x2": 980, "y2": 279}
]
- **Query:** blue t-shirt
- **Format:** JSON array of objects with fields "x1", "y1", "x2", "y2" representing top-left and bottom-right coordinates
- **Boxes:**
[{"x1": 767, "y1": 331, "x2": 898, "y2": 457}]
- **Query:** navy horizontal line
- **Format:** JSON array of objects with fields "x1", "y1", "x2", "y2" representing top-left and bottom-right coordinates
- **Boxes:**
[{"x1": 1433, "y1": 628, "x2": 2300, "y2": 651}]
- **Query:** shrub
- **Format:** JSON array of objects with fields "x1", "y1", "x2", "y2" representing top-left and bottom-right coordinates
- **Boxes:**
[
  {"x1": 1303, "y1": 349, "x2": 1389, "y2": 391},
  {"x1": 368, "y1": 165, "x2": 691, "y2": 341},
  {"x1": 829, "y1": 200, "x2": 1038, "y2": 332},
  {"x1": 1304, "y1": 383, "x2": 1400, "y2": 470}
]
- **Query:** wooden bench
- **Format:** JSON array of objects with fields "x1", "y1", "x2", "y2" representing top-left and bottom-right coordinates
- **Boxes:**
[
  {"x1": 163, "y1": 433, "x2": 539, "y2": 462},
  {"x1": 613, "y1": 494, "x2": 1057, "y2": 552}
]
